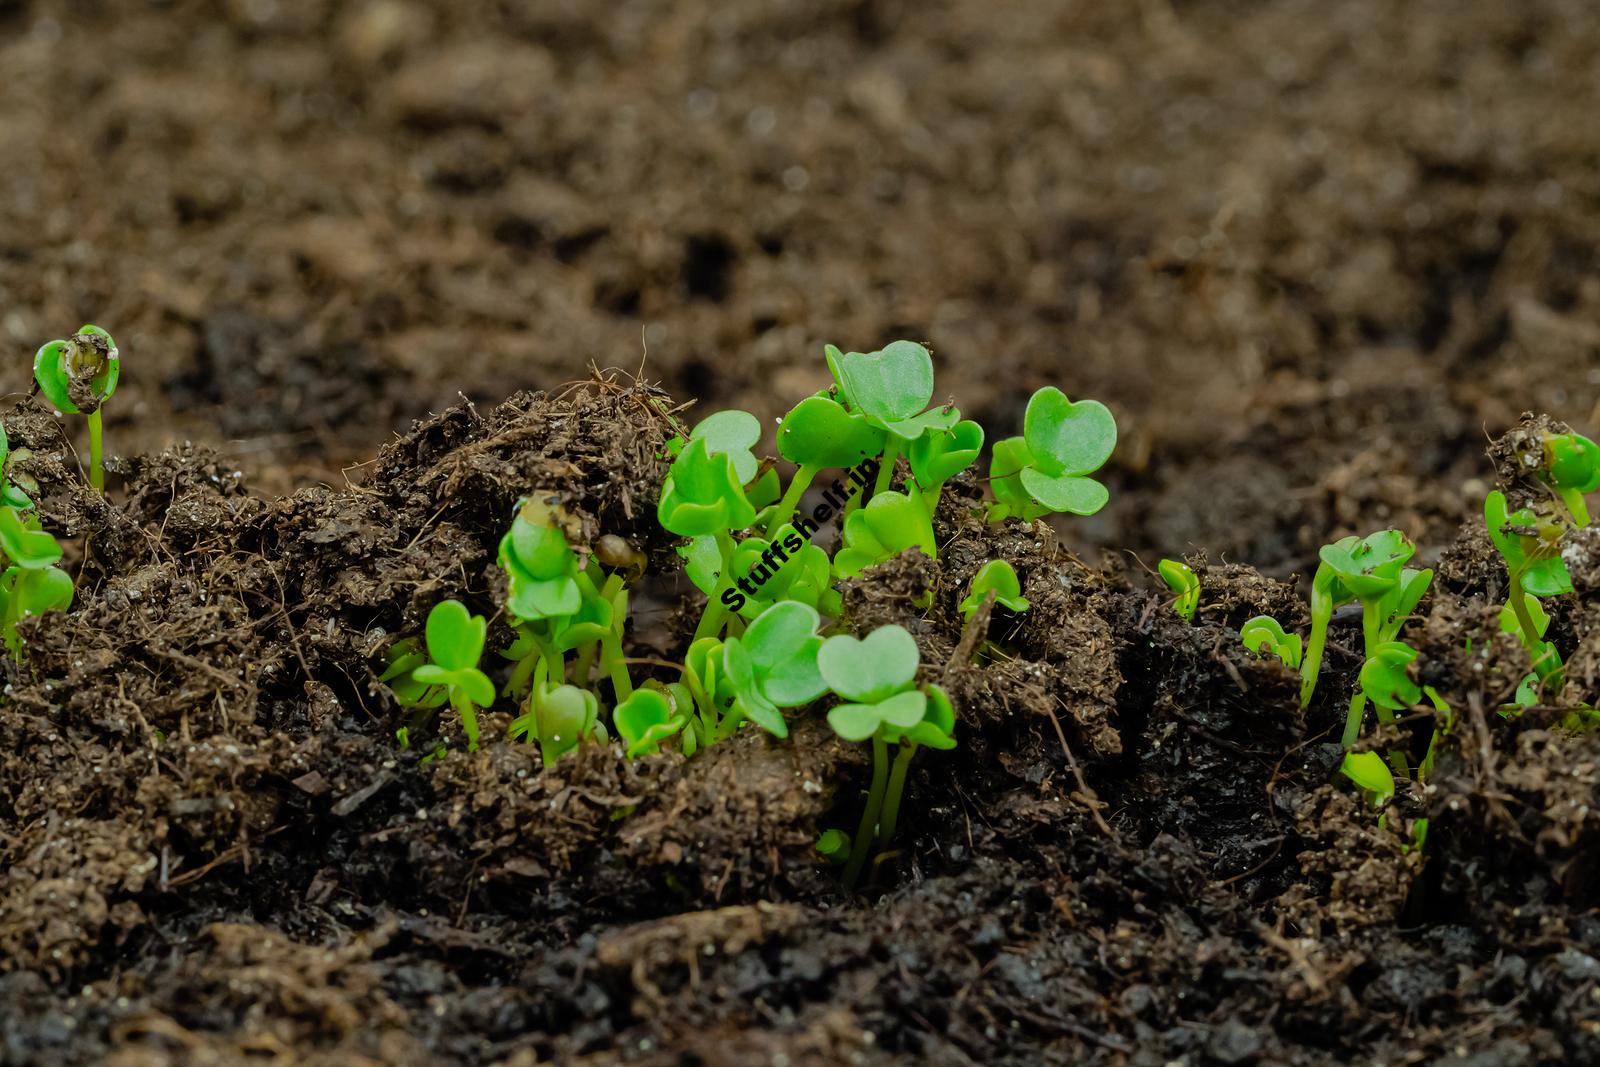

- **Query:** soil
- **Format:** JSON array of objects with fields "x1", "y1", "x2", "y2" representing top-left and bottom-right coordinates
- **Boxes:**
[{"x1": 4, "y1": 1, "x2": 1600, "y2": 1064}]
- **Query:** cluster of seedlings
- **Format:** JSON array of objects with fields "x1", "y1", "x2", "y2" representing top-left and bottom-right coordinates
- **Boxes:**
[{"x1": 17, "y1": 323, "x2": 1600, "y2": 887}]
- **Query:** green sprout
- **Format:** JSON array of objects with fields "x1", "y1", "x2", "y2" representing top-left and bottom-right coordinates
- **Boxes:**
[
  {"x1": 1339, "y1": 751, "x2": 1395, "y2": 809},
  {"x1": 819, "y1": 624, "x2": 956, "y2": 887},
  {"x1": 1485, "y1": 490, "x2": 1571, "y2": 700},
  {"x1": 510, "y1": 683, "x2": 605, "y2": 766},
  {"x1": 34, "y1": 325, "x2": 120, "y2": 494},
  {"x1": 832, "y1": 484, "x2": 937, "y2": 577},
  {"x1": 987, "y1": 387, "x2": 1116, "y2": 522},
  {"x1": 0, "y1": 423, "x2": 38, "y2": 509},
  {"x1": 1539, "y1": 431, "x2": 1600, "y2": 528},
  {"x1": 0, "y1": 430, "x2": 72, "y2": 659},
  {"x1": 825, "y1": 340, "x2": 960, "y2": 497},
  {"x1": 1241, "y1": 616, "x2": 1302, "y2": 668},
  {"x1": 769, "y1": 391, "x2": 886, "y2": 535},
  {"x1": 958, "y1": 559, "x2": 1030, "y2": 623},
  {"x1": 412, "y1": 600, "x2": 495, "y2": 752},
  {"x1": 1157, "y1": 558, "x2": 1200, "y2": 622},
  {"x1": 814, "y1": 828, "x2": 851, "y2": 866},
  {"x1": 659, "y1": 435, "x2": 759, "y2": 641},
  {"x1": 612, "y1": 685, "x2": 692, "y2": 757}
]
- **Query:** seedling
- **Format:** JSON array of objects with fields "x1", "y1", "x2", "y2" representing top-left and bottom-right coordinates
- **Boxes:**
[
  {"x1": 814, "y1": 828, "x2": 850, "y2": 866},
  {"x1": 825, "y1": 341, "x2": 960, "y2": 498},
  {"x1": 1158, "y1": 559, "x2": 1200, "y2": 622},
  {"x1": 1241, "y1": 616, "x2": 1302, "y2": 668},
  {"x1": 1539, "y1": 431, "x2": 1600, "y2": 528},
  {"x1": 958, "y1": 559, "x2": 1030, "y2": 623},
  {"x1": 1339, "y1": 751, "x2": 1395, "y2": 809},
  {"x1": 0, "y1": 424, "x2": 38, "y2": 509},
  {"x1": 412, "y1": 600, "x2": 495, "y2": 751},
  {"x1": 819, "y1": 624, "x2": 956, "y2": 887},
  {"x1": 671, "y1": 601, "x2": 829, "y2": 750},
  {"x1": 832, "y1": 484, "x2": 937, "y2": 578},
  {"x1": 34, "y1": 324, "x2": 120, "y2": 493},
  {"x1": 769, "y1": 392, "x2": 886, "y2": 534},
  {"x1": 987, "y1": 387, "x2": 1116, "y2": 522},
  {"x1": 510, "y1": 683, "x2": 605, "y2": 766},
  {"x1": 1485, "y1": 491, "x2": 1571, "y2": 699},
  {"x1": 0, "y1": 439, "x2": 73, "y2": 659},
  {"x1": 612, "y1": 685, "x2": 691, "y2": 757}
]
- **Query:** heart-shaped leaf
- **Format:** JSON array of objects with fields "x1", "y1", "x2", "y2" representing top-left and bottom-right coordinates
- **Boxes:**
[
  {"x1": 0, "y1": 508, "x2": 62, "y2": 569},
  {"x1": 1339, "y1": 751, "x2": 1395, "y2": 804},
  {"x1": 1318, "y1": 531, "x2": 1414, "y2": 600},
  {"x1": 833, "y1": 487, "x2": 936, "y2": 578},
  {"x1": 835, "y1": 341, "x2": 935, "y2": 428},
  {"x1": 777, "y1": 395, "x2": 887, "y2": 468},
  {"x1": 12, "y1": 565, "x2": 72, "y2": 618},
  {"x1": 818, "y1": 624, "x2": 920, "y2": 704},
  {"x1": 614, "y1": 689, "x2": 687, "y2": 757},
  {"x1": 1017, "y1": 467, "x2": 1110, "y2": 516},
  {"x1": 1022, "y1": 388, "x2": 1116, "y2": 477},
  {"x1": 1359, "y1": 641, "x2": 1421, "y2": 710},
  {"x1": 1240, "y1": 616, "x2": 1302, "y2": 668},
  {"x1": 742, "y1": 600, "x2": 827, "y2": 706},
  {"x1": 959, "y1": 559, "x2": 1030, "y2": 620},
  {"x1": 657, "y1": 438, "x2": 757, "y2": 536},
  {"x1": 424, "y1": 599, "x2": 486, "y2": 672},
  {"x1": 723, "y1": 636, "x2": 787, "y2": 737},
  {"x1": 909, "y1": 418, "x2": 983, "y2": 489},
  {"x1": 692, "y1": 409, "x2": 762, "y2": 483}
]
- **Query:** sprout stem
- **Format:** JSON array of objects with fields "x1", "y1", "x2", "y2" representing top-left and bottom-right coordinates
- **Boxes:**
[
  {"x1": 1300, "y1": 567, "x2": 1334, "y2": 709},
  {"x1": 876, "y1": 742, "x2": 918, "y2": 849},
  {"x1": 453, "y1": 691, "x2": 481, "y2": 751},
  {"x1": 87, "y1": 409, "x2": 104, "y2": 494},
  {"x1": 872, "y1": 440, "x2": 900, "y2": 499},
  {"x1": 843, "y1": 736, "x2": 889, "y2": 889},
  {"x1": 603, "y1": 632, "x2": 633, "y2": 701},
  {"x1": 692, "y1": 529, "x2": 739, "y2": 643},
  {"x1": 765, "y1": 464, "x2": 819, "y2": 537},
  {"x1": 1508, "y1": 567, "x2": 1565, "y2": 695}
]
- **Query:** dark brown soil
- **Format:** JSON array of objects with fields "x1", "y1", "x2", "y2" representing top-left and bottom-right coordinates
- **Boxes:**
[{"x1": 4, "y1": 1, "x2": 1600, "y2": 1064}]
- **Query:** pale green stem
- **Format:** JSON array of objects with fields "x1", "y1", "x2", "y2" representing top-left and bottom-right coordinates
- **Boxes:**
[
  {"x1": 692, "y1": 528, "x2": 739, "y2": 643},
  {"x1": 1300, "y1": 569, "x2": 1333, "y2": 709},
  {"x1": 872, "y1": 439, "x2": 901, "y2": 498},
  {"x1": 876, "y1": 742, "x2": 919, "y2": 849},
  {"x1": 766, "y1": 464, "x2": 819, "y2": 537},
  {"x1": 453, "y1": 691, "x2": 481, "y2": 751},
  {"x1": 87, "y1": 409, "x2": 104, "y2": 494},
  {"x1": 843, "y1": 735, "x2": 890, "y2": 889}
]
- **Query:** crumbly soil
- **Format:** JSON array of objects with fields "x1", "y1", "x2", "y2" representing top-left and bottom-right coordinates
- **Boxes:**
[{"x1": 4, "y1": 1, "x2": 1600, "y2": 1064}]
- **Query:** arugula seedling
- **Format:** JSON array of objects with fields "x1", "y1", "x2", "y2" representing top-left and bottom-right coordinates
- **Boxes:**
[
  {"x1": 509, "y1": 683, "x2": 605, "y2": 766},
  {"x1": 814, "y1": 828, "x2": 851, "y2": 866},
  {"x1": 1339, "y1": 751, "x2": 1395, "y2": 809},
  {"x1": 1158, "y1": 559, "x2": 1200, "y2": 622},
  {"x1": 825, "y1": 341, "x2": 959, "y2": 498},
  {"x1": 907, "y1": 417, "x2": 984, "y2": 506},
  {"x1": 769, "y1": 392, "x2": 886, "y2": 535},
  {"x1": 1485, "y1": 491, "x2": 1571, "y2": 698},
  {"x1": 720, "y1": 600, "x2": 829, "y2": 739},
  {"x1": 1540, "y1": 432, "x2": 1600, "y2": 528},
  {"x1": 1356, "y1": 641, "x2": 1422, "y2": 777},
  {"x1": 819, "y1": 624, "x2": 956, "y2": 887},
  {"x1": 613, "y1": 685, "x2": 692, "y2": 757},
  {"x1": 987, "y1": 387, "x2": 1116, "y2": 522},
  {"x1": 832, "y1": 484, "x2": 937, "y2": 578},
  {"x1": 958, "y1": 559, "x2": 1030, "y2": 623},
  {"x1": 0, "y1": 424, "x2": 38, "y2": 509},
  {"x1": 659, "y1": 436, "x2": 760, "y2": 642},
  {"x1": 499, "y1": 499, "x2": 634, "y2": 703},
  {"x1": 1241, "y1": 616, "x2": 1302, "y2": 668},
  {"x1": 34, "y1": 325, "x2": 120, "y2": 494},
  {"x1": 412, "y1": 600, "x2": 495, "y2": 752}
]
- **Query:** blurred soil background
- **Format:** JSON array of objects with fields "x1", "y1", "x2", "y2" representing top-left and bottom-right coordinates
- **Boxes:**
[{"x1": 3, "y1": 0, "x2": 1598, "y2": 579}]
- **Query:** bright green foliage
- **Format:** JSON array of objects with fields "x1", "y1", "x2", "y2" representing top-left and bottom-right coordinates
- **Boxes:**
[
  {"x1": 819, "y1": 624, "x2": 956, "y2": 887},
  {"x1": 826, "y1": 341, "x2": 959, "y2": 441},
  {"x1": 658, "y1": 437, "x2": 757, "y2": 538},
  {"x1": 1359, "y1": 642, "x2": 1422, "y2": 711},
  {"x1": 510, "y1": 683, "x2": 605, "y2": 766},
  {"x1": 1158, "y1": 559, "x2": 1200, "y2": 622},
  {"x1": 0, "y1": 447, "x2": 73, "y2": 658},
  {"x1": 34, "y1": 324, "x2": 119, "y2": 493},
  {"x1": 988, "y1": 388, "x2": 1117, "y2": 522},
  {"x1": 1241, "y1": 616, "x2": 1302, "y2": 668},
  {"x1": 1542, "y1": 432, "x2": 1600, "y2": 527},
  {"x1": 721, "y1": 600, "x2": 829, "y2": 739},
  {"x1": 959, "y1": 559, "x2": 1030, "y2": 622},
  {"x1": 613, "y1": 686, "x2": 690, "y2": 757},
  {"x1": 833, "y1": 486, "x2": 936, "y2": 578},
  {"x1": 1339, "y1": 751, "x2": 1396, "y2": 808},
  {"x1": 378, "y1": 637, "x2": 447, "y2": 709},
  {"x1": 815, "y1": 828, "x2": 851, "y2": 865},
  {"x1": 0, "y1": 424, "x2": 36, "y2": 510},
  {"x1": 1486, "y1": 491, "x2": 1571, "y2": 701},
  {"x1": 909, "y1": 419, "x2": 984, "y2": 496},
  {"x1": 412, "y1": 600, "x2": 496, "y2": 751},
  {"x1": 500, "y1": 498, "x2": 583, "y2": 620},
  {"x1": 778, "y1": 394, "x2": 886, "y2": 469}
]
